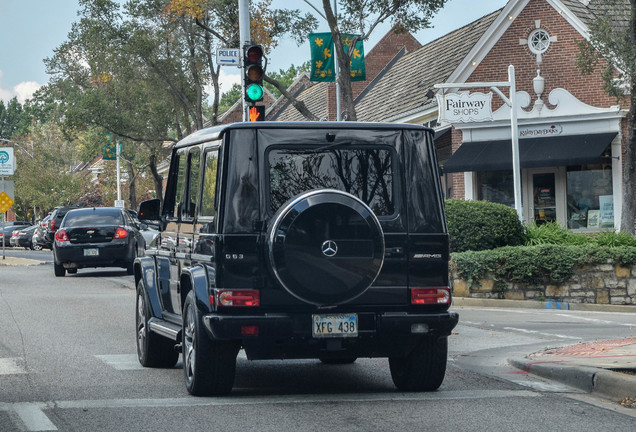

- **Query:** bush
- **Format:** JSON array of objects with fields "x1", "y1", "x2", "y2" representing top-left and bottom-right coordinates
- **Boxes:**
[
  {"x1": 524, "y1": 222, "x2": 588, "y2": 246},
  {"x1": 445, "y1": 200, "x2": 525, "y2": 253},
  {"x1": 451, "y1": 244, "x2": 636, "y2": 288}
]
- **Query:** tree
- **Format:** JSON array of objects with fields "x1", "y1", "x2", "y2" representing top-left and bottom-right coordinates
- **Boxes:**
[
  {"x1": 577, "y1": 0, "x2": 636, "y2": 233},
  {"x1": 315, "y1": 0, "x2": 447, "y2": 121},
  {"x1": 265, "y1": 61, "x2": 311, "y2": 98},
  {"x1": 165, "y1": 0, "x2": 320, "y2": 120}
]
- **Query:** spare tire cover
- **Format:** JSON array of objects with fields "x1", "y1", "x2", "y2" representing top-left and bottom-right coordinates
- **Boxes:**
[{"x1": 267, "y1": 189, "x2": 385, "y2": 306}]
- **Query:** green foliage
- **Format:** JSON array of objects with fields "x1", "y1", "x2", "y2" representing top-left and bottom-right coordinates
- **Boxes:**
[
  {"x1": 524, "y1": 222, "x2": 588, "y2": 246},
  {"x1": 218, "y1": 84, "x2": 242, "y2": 114},
  {"x1": 445, "y1": 199, "x2": 525, "y2": 253},
  {"x1": 265, "y1": 61, "x2": 311, "y2": 97},
  {"x1": 452, "y1": 243, "x2": 636, "y2": 288}
]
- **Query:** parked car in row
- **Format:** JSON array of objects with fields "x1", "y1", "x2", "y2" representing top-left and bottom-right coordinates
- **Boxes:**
[
  {"x1": 45, "y1": 206, "x2": 79, "y2": 246},
  {"x1": 1, "y1": 224, "x2": 30, "y2": 248},
  {"x1": 32, "y1": 215, "x2": 52, "y2": 250},
  {"x1": 9, "y1": 225, "x2": 40, "y2": 250},
  {"x1": 53, "y1": 207, "x2": 146, "y2": 277}
]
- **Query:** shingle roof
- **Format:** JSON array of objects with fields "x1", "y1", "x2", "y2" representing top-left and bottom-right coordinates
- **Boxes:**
[
  {"x1": 562, "y1": 0, "x2": 630, "y2": 29},
  {"x1": 355, "y1": 10, "x2": 501, "y2": 122},
  {"x1": 271, "y1": 81, "x2": 330, "y2": 121}
]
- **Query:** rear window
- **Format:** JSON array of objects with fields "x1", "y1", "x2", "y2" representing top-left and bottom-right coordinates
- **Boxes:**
[
  {"x1": 62, "y1": 209, "x2": 124, "y2": 227},
  {"x1": 268, "y1": 146, "x2": 395, "y2": 216}
]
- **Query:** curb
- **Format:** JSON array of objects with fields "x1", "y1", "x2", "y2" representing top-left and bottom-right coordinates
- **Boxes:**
[
  {"x1": 509, "y1": 358, "x2": 636, "y2": 400},
  {"x1": 453, "y1": 297, "x2": 636, "y2": 313}
]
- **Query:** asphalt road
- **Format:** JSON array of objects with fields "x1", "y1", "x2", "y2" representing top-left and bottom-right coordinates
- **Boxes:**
[{"x1": 1, "y1": 256, "x2": 636, "y2": 431}]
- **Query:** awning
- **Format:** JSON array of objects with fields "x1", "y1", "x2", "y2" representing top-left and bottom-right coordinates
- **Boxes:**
[{"x1": 442, "y1": 132, "x2": 617, "y2": 173}]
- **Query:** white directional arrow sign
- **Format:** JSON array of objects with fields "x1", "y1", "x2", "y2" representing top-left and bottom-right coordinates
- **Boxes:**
[{"x1": 217, "y1": 48, "x2": 240, "y2": 66}]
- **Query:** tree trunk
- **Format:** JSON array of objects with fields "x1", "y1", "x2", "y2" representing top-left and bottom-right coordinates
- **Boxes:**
[
  {"x1": 148, "y1": 151, "x2": 164, "y2": 207},
  {"x1": 322, "y1": 0, "x2": 357, "y2": 121},
  {"x1": 620, "y1": 2, "x2": 636, "y2": 233}
]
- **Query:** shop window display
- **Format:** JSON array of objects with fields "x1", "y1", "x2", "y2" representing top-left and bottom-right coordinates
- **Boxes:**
[
  {"x1": 566, "y1": 165, "x2": 613, "y2": 230},
  {"x1": 476, "y1": 171, "x2": 514, "y2": 207}
]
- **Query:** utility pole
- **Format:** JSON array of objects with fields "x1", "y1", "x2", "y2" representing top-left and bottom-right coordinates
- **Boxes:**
[{"x1": 238, "y1": 0, "x2": 250, "y2": 122}]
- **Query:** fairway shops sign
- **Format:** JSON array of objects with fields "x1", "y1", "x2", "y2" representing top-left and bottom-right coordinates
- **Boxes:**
[{"x1": 437, "y1": 91, "x2": 493, "y2": 123}]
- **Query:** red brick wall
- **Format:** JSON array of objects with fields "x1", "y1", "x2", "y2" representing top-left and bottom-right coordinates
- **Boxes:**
[{"x1": 448, "y1": 0, "x2": 631, "y2": 202}]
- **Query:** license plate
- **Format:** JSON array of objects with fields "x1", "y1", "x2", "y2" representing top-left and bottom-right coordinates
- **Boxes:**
[
  {"x1": 84, "y1": 248, "x2": 99, "y2": 256},
  {"x1": 312, "y1": 314, "x2": 358, "y2": 338}
]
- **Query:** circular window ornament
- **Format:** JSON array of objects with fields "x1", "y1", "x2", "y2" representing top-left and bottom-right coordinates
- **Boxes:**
[{"x1": 528, "y1": 29, "x2": 550, "y2": 54}]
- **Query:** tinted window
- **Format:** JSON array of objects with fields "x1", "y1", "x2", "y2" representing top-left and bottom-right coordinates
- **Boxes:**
[
  {"x1": 186, "y1": 149, "x2": 201, "y2": 218},
  {"x1": 172, "y1": 152, "x2": 187, "y2": 218},
  {"x1": 201, "y1": 149, "x2": 219, "y2": 218},
  {"x1": 63, "y1": 209, "x2": 124, "y2": 227},
  {"x1": 268, "y1": 147, "x2": 395, "y2": 216}
]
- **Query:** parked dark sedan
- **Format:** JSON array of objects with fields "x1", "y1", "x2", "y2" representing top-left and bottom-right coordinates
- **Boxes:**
[
  {"x1": 1, "y1": 225, "x2": 30, "y2": 248},
  {"x1": 9, "y1": 225, "x2": 38, "y2": 249},
  {"x1": 53, "y1": 207, "x2": 145, "y2": 277}
]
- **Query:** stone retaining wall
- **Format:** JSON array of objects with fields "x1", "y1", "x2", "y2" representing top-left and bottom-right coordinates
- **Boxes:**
[{"x1": 451, "y1": 262, "x2": 636, "y2": 305}]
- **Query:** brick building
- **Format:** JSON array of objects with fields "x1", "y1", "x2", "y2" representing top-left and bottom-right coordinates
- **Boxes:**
[{"x1": 268, "y1": 0, "x2": 630, "y2": 231}]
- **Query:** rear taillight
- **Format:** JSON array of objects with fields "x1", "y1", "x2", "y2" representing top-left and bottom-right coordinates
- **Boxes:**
[
  {"x1": 50, "y1": 220, "x2": 57, "y2": 231},
  {"x1": 113, "y1": 227, "x2": 129, "y2": 239},
  {"x1": 410, "y1": 287, "x2": 451, "y2": 305},
  {"x1": 55, "y1": 230, "x2": 69, "y2": 242},
  {"x1": 12, "y1": 232, "x2": 19, "y2": 238},
  {"x1": 217, "y1": 290, "x2": 260, "y2": 307}
]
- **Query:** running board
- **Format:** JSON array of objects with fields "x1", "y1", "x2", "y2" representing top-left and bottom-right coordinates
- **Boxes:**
[{"x1": 148, "y1": 317, "x2": 181, "y2": 341}]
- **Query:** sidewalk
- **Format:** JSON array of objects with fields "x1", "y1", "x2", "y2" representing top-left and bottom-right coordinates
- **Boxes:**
[
  {"x1": 509, "y1": 338, "x2": 636, "y2": 403},
  {"x1": 0, "y1": 256, "x2": 46, "y2": 266}
]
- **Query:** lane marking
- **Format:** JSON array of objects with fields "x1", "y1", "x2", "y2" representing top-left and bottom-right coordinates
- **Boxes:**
[
  {"x1": 554, "y1": 314, "x2": 636, "y2": 327},
  {"x1": 95, "y1": 354, "x2": 145, "y2": 370},
  {"x1": 0, "y1": 357, "x2": 26, "y2": 375},
  {"x1": 13, "y1": 403, "x2": 57, "y2": 431},
  {"x1": 1, "y1": 389, "x2": 540, "y2": 413},
  {"x1": 502, "y1": 327, "x2": 582, "y2": 340}
]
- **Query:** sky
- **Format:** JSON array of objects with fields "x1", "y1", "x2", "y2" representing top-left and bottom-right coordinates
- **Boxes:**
[{"x1": 0, "y1": 0, "x2": 509, "y2": 105}]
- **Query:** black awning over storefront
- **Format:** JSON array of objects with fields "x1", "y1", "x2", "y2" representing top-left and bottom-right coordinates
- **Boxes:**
[{"x1": 442, "y1": 132, "x2": 617, "y2": 173}]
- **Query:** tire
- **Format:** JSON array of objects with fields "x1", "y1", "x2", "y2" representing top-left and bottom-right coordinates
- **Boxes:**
[
  {"x1": 389, "y1": 337, "x2": 448, "y2": 392},
  {"x1": 32, "y1": 243, "x2": 43, "y2": 251},
  {"x1": 54, "y1": 263, "x2": 66, "y2": 277},
  {"x1": 136, "y1": 280, "x2": 179, "y2": 368},
  {"x1": 182, "y1": 290, "x2": 239, "y2": 396},
  {"x1": 267, "y1": 189, "x2": 385, "y2": 306},
  {"x1": 319, "y1": 357, "x2": 357, "y2": 365}
]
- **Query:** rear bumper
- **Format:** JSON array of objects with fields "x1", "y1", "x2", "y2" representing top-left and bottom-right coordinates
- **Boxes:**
[
  {"x1": 54, "y1": 242, "x2": 132, "y2": 268},
  {"x1": 203, "y1": 310, "x2": 459, "y2": 359}
]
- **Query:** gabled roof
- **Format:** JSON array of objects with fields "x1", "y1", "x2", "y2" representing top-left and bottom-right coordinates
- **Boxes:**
[{"x1": 355, "y1": 10, "x2": 501, "y2": 122}]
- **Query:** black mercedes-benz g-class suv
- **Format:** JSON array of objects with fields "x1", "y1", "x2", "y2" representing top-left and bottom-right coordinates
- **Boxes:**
[{"x1": 135, "y1": 121, "x2": 458, "y2": 396}]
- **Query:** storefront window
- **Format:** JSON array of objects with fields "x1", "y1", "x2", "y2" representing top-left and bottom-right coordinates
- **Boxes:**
[
  {"x1": 476, "y1": 171, "x2": 514, "y2": 207},
  {"x1": 566, "y1": 165, "x2": 613, "y2": 230}
]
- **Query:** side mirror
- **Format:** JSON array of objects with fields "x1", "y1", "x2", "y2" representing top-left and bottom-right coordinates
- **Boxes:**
[{"x1": 138, "y1": 199, "x2": 163, "y2": 229}]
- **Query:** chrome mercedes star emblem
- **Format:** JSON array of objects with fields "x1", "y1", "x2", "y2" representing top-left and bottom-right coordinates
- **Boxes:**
[{"x1": 321, "y1": 240, "x2": 338, "y2": 257}]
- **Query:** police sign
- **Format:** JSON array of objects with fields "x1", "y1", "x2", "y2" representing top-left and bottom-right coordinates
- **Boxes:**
[{"x1": 0, "y1": 147, "x2": 15, "y2": 175}]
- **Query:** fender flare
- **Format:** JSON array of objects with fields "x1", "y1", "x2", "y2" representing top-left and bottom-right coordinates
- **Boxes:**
[
  {"x1": 181, "y1": 265, "x2": 212, "y2": 314},
  {"x1": 135, "y1": 256, "x2": 163, "y2": 319}
]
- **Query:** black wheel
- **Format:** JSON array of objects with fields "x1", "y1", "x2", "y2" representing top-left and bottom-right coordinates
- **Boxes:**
[
  {"x1": 32, "y1": 243, "x2": 43, "y2": 251},
  {"x1": 389, "y1": 337, "x2": 448, "y2": 392},
  {"x1": 182, "y1": 290, "x2": 239, "y2": 396},
  {"x1": 54, "y1": 263, "x2": 65, "y2": 277},
  {"x1": 267, "y1": 189, "x2": 385, "y2": 306},
  {"x1": 67, "y1": 268, "x2": 78, "y2": 274},
  {"x1": 136, "y1": 280, "x2": 179, "y2": 368},
  {"x1": 126, "y1": 247, "x2": 136, "y2": 275},
  {"x1": 319, "y1": 357, "x2": 357, "y2": 365}
]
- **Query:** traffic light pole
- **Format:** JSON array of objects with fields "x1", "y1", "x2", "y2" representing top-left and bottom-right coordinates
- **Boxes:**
[{"x1": 238, "y1": 0, "x2": 250, "y2": 122}]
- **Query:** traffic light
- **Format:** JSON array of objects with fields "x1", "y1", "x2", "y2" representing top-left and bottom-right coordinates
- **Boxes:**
[
  {"x1": 248, "y1": 105, "x2": 265, "y2": 122},
  {"x1": 244, "y1": 44, "x2": 264, "y2": 103}
]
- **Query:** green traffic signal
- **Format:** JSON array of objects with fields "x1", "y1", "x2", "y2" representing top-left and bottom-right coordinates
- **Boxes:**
[{"x1": 246, "y1": 83, "x2": 264, "y2": 102}]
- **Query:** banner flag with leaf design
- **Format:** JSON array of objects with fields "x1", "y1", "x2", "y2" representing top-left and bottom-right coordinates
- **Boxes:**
[
  {"x1": 103, "y1": 133, "x2": 117, "y2": 160},
  {"x1": 310, "y1": 33, "x2": 365, "y2": 82}
]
